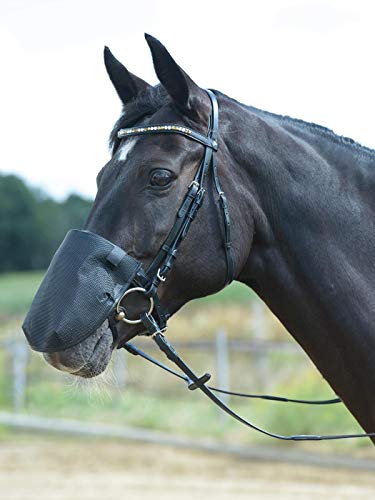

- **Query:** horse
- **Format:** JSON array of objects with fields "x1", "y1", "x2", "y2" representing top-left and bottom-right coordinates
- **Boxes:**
[{"x1": 38, "y1": 34, "x2": 375, "y2": 442}]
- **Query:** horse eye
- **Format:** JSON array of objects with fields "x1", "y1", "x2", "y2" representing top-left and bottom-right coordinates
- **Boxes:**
[{"x1": 150, "y1": 169, "x2": 174, "y2": 188}]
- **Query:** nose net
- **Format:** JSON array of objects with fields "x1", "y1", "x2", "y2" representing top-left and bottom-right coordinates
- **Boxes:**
[{"x1": 22, "y1": 230, "x2": 141, "y2": 352}]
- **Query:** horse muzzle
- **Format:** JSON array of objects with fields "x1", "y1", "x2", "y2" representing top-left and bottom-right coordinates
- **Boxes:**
[{"x1": 22, "y1": 229, "x2": 142, "y2": 353}]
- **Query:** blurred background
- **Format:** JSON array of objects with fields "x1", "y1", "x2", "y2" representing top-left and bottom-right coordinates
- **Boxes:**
[{"x1": 1, "y1": 0, "x2": 375, "y2": 498}]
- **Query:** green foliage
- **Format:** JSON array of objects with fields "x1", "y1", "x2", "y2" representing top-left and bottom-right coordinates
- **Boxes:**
[
  {"x1": 0, "y1": 175, "x2": 39, "y2": 270},
  {"x1": 0, "y1": 174, "x2": 92, "y2": 272}
]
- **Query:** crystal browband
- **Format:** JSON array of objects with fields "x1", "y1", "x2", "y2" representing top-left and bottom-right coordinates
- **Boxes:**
[
  {"x1": 117, "y1": 124, "x2": 218, "y2": 150},
  {"x1": 119, "y1": 125, "x2": 193, "y2": 135}
]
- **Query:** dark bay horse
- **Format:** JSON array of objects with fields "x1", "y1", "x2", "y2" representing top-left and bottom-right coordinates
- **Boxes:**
[{"x1": 44, "y1": 35, "x2": 375, "y2": 441}]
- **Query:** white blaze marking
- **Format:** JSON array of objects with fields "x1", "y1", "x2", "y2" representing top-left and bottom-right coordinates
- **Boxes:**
[{"x1": 118, "y1": 137, "x2": 137, "y2": 162}]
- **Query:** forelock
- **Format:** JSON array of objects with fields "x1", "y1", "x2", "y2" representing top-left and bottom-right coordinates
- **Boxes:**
[{"x1": 109, "y1": 85, "x2": 170, "y2": 151}]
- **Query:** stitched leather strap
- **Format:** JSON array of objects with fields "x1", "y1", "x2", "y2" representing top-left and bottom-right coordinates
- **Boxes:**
[{"x1": 212, "y1": 153, "x2": 234, "y2": 285}]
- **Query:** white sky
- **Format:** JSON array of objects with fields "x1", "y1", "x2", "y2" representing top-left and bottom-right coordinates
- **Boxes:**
[{"x1": 0, "y1": 0, "x2": 374, "y2": 199}]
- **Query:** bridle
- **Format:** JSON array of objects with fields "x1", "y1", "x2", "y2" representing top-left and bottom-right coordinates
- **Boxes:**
[
  {"x1": 113, "y1": 89, "x2": 375, "y2": 441},
  {"x1": 114, "y1": 89, "x2": 233, "y2": 328}
]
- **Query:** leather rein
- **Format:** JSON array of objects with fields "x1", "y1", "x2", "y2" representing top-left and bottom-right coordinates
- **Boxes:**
[{"x1": 114, "y1": 90, "x2": 375, "y2": 441}]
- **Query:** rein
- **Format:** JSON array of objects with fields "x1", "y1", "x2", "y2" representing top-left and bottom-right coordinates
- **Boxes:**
[
  {"x1": 124, "y1": 341, "x2": 341, "y2": 405},
  {"x1": 121, "y1": 317, "x2": 375, "y2": 441},
  {"x1": 114, "y1": 89, "x2": 375, "y2": 441}
]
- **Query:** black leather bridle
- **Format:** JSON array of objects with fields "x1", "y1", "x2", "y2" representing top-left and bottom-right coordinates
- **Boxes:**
[
  {"x1": 113, "y1": 89, "x2": 232, "y2": 333},
  {"x1": 117, "y1": 89, "x2": 233, "y2": 300},
  {"x1": 114, "y1": 90, "x2": 375, "y2": 442}
]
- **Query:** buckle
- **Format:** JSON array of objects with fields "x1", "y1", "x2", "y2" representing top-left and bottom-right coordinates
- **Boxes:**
[
  {"x1": 157, "y1": 268, "x2": 166, "y2": 282},
  {"x1": 189, "y1": 180, "x2": 200, "y2": 189}
]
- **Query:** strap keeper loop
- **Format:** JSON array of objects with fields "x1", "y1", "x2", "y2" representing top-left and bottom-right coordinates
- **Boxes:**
[{"x1": 188, "y1": 373, "x2": 212, "y2": 390}]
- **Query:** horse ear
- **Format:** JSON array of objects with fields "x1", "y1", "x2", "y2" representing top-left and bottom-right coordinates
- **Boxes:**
[
  {"x1": 104, "y1": 46, "x2": 150, "y2": 104},
  {"x1": 144, "y1": 34, "x2": 206, "y2": 118}
]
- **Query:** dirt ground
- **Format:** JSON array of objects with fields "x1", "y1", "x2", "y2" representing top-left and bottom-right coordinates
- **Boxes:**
[{"x1": 1, "y1": 435, "x2": 375, "y2": 500}]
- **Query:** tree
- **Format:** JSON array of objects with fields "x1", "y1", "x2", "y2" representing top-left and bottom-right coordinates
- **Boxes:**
[
  {"x1": 0, "y1": 174, "x2": 93, "y2": 271},
  {"x1": 0, "y1": 175, "x2": 39, "y2": 271}
]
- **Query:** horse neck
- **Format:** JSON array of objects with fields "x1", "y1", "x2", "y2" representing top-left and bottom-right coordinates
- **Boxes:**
[{"x1": 221, "y1": 94, "x2": 375, "y2": 434}]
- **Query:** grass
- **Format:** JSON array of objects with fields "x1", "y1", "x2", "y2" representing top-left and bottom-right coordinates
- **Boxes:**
[
  {"x1": 0, "y1": 270, "x2": 252, "y2": 316},
  {"x1": 0, "y1": 270, "x2": 44, "y2": 316},
  {"x1": 0, "y1": 348, "x2": 367, "y2": 454},
  {"x1": 0, "y1": 270, "x2": 263, "y2": 340}
]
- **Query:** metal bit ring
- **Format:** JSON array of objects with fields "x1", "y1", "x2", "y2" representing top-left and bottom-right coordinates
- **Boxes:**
[{"x1": 115, "y1": 287, "x2": 154, "y2": 324}]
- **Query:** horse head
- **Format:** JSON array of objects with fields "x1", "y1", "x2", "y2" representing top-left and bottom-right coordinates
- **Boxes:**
[{"x1": 40, "y1": 35, "x2": 252, "y2": 377}]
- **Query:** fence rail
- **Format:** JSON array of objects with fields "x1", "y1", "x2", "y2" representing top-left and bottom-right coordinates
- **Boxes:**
[
  {"x1": 1, "y1": 330, "x2": 307, "y2": 412},
  {"x1": 132, "y1": 337, "x2": 305, "y2": 353}
]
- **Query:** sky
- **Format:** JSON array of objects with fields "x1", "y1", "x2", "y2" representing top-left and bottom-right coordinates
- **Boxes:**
[{"x1": 1, "y1": 0, "x2": 374, "y2": 199}]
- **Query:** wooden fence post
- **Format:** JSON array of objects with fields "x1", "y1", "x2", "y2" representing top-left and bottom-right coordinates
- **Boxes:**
[
  {"x1": 113, "y1": 350, "x2": 127, "y2": 390},
  {"x1": 215, "y1": 330, "x2": 230, "y2": 415},
  {"x1": 12, "y1": 335, "x2": 29, "y2": 412},
  {"x1": 251, "y1": 300, "x2": 269, "y2": 390}
]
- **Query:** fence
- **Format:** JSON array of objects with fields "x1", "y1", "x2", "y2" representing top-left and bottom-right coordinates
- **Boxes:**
[
  {"x1": 2, "y1": 331, "x2": 375, "y2": 471},
  {"x1": 1, "y1": 327, "x2": 306, "y2": 414},
  {"x1": 2, "y1": 317, "x2": 375, "y2": 470}
]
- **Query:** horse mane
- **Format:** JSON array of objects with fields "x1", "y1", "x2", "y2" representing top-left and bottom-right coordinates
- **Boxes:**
[
  {"x1": 110, "y1": 86, "x2": 375, "y2": 159},
  {"x1": 214, "y1": 90, "x2": 375, "y2": 159}
]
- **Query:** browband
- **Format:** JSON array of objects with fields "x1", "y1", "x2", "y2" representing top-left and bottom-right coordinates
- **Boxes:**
[{"x1": 118, "y1": 124, "x2": 218, "y2": 150}]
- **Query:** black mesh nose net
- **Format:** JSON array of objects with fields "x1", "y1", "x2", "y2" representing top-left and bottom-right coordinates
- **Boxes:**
[{"x1": 22, "y1": 230, "x2": 141, "y2": 353}]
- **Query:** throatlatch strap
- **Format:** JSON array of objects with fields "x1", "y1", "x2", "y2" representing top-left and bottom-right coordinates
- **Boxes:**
[{"x1": 212, "y1": 153, "x2": 234, "y2": 285}]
